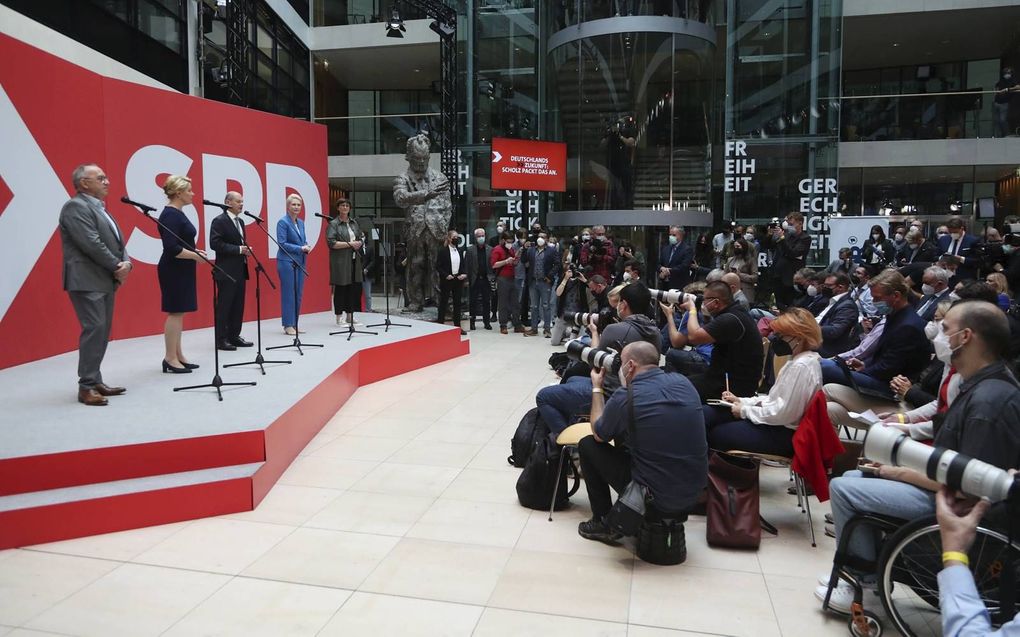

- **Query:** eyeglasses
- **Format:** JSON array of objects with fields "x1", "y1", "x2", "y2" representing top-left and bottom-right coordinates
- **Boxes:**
[{"x1": 85, "y1": 175, "x2": 109, "y2": 183}]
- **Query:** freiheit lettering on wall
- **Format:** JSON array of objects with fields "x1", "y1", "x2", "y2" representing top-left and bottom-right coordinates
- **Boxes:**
[
  {"x1": 723, "y1": 140, "x2": 756, "y2": 192},
  {"x1": 0, "y1": 33, "x2": 328, "y2": 369},
  {"x1": 491, "y1": 138, "x2": 567, "y2": 192}
]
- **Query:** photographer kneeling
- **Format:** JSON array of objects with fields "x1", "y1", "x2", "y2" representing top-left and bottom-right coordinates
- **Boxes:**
[
  {"x1": 817, "y1": 300, "x2": 1020, "y2": 613},
  {"x1": 536, "y1": 283, "x2": 660, "y2": 437},
  {"x1": 578, "y1": 341, "x2": 707, "y2": 544}
]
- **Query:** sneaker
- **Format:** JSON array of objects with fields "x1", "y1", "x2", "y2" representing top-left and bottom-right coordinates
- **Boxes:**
[
  {"x1": 824, "y1": 512, "x2": 833, "y2": 524},
  {"x1": 817, "y1": 572, "x2": 835, "y2": 587},
  {"x1": 825, "y1": 523, "x2": 835, "y2": 538},
  {"x1": 578, "y1": 518, "x2": 622, "y2": 545},
  {"x1": 814, "y1": 581, "x2": 855, "y2": 614}
]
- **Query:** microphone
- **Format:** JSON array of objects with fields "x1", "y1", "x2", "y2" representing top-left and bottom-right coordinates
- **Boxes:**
[
  {"x1": 120, "y1": 196, "x2": 157, "y2": 213},
  {"x1": 202, "y1": 199, "x2": 230, "y2": 210},
  {"x1": 314, "y1": 213, "x2": 333, "y2": 221},
  {"x1": 242, "y1": 211, "x2": 264, "y2": 224}
]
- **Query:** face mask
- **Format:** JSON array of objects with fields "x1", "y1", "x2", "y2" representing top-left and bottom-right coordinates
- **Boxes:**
[
  {"x1": 922, "y1": 283, "x2": 935, "y2": 296},
  {"x1": 618, "y1": 363, "x2": 631, "y2": 389},
  {"x1": 924, "y1": 320, "x2": 940, "y2": 341},
  {"x1": 668, "y1": 235, "x2": 678, "y2": 245},
  {"x1": 933, "y1": 329, "x2": 962, "y2": 364},
  {"x1": 744, "y1": 233, "x2": 754, "y2": 241},
  {"x1": 452, "y1": 236, "x2": 462, "y2": 246},
  {"x1": 496, "y1": 225, "x2": 505, "y2": 234},
  {"x1": 550, "y1": 241, "x2": 557, "y2": 247},
  {"x1": 733, "y1": 248, "x2": 745, "y2": 256},
  {"x1": 582, "y1": 234, "x2": 591, "y2": 242},
  {"x1": 771, "y1": 337, "x2": 793, "y2": 357},
  {"x1": 873, "y1": 301, "x2": 892, "y2": 316},
  {"x1": 782, "y1": 221, "x2": 792, "y2": 232},
  {"x1": 872, "y1": 234, "x2": 881, "y2": 241},
  {"x1": 505, "y1": 241, "x2": 514, "y2": 249},
  {"x1": 821, "y1": 286, "x2": 834, "y2": 298},
  {"x1": 623, "y1": 272, "x2": 633, "y2": 282},
  {"x1": 806, "y1": 285, "x2": 818, "y2": 297},
  {"x1": 950, "y1": 232, "x2": 962, "y2": 241},
  {"x1": 476, "y1": 236, "x2": 485, "y2": 245},
  {"x1": 949, "y1": 292, "x2": 961, "y2": 302},
  {"x1": 1006, "y1": 73, "x2": 1014, "y2": 80},
  {"x1": 536, "y1": 237, "x2": 546, "y2": 247},
  {"x1": 895, "y1": 234, "x2": 904, "y2": 242}
]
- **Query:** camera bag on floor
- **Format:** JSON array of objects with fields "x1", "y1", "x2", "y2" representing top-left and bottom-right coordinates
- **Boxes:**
[
  {"x1": 706, "y1": 451, "x2": 762, "y2": 549},
  {"x1": 509, "y1": 407, "x2": 546, "y2": 468},
  {"x1": 516, "y1": 433, "x2": 580, "y2": 510},
  {"x1": 637, "y1": 514, "x2": 687, "y2": 565}
]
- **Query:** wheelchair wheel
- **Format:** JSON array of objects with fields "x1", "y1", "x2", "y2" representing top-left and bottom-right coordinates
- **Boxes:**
[
  {"x1": 877, "y1": 514, "x2": 1020, "y2": 637},
  {"x1": 848, "y1": 610, "x2": 883, "y2": 637}
]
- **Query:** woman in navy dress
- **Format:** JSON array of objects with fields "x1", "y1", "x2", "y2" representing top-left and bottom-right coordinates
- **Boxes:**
[
  {"x1": 276, "y1": 193, "x2": 311, "y2": 335},
  {"x1": 157, "y1": 175, "x2": 207, "y2": 373}
]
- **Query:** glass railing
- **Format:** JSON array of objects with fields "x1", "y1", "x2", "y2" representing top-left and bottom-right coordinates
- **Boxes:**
[
  {"x1": 316, "y1": 113, "x2": 441, "y2": 156},
  {"x1": 311, "y1": 0, "x2": 429, "y2": 27},
  {"x1": 553, "y1": 0, "x2": 713, "y2": 30},
  {"x1": 839, "y1": 90, "x2": 1001, "y2": 142}
]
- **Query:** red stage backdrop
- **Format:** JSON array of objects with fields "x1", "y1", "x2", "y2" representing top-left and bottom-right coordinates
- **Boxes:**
[
  {"x1": 490, "y1": 137, "x2": 567, "y2": 192},
  {"x1": 0, "y1": 34, "x2": 329, "y2": 369}
]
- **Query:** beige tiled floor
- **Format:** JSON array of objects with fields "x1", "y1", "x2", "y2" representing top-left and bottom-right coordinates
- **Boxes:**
[{"x1": 0, "y1": 326, "x2": 855, "y2": 636}]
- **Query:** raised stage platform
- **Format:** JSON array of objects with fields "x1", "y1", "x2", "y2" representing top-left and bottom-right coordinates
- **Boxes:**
[{"x1": 0, "y1": 312, "x2": 469, "y2": 549}]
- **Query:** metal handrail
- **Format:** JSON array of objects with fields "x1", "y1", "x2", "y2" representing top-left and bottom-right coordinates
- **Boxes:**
[
  {"x1": 841, "y1": 89, "x2": 999, "y2": 100},
  {"x1": 314, "y1": 112, "x2": 442, "y2": 121}
]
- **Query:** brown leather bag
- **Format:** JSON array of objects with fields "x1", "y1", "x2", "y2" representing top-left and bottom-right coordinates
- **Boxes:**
[{"x1": 706, "y1": 451, "x2": 761, "y2": 549}]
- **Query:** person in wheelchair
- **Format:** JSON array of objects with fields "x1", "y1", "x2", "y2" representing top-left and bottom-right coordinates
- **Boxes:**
[{"x1": 817, "y1": 300, "x2": 1020, "y2": 613}]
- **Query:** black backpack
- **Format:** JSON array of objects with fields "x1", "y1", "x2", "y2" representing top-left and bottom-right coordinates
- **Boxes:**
[
  {"x1": 509, "y1": 407, "x2": 545, "y2": 468},
  {"x1": 516, "y1": 434, "x2": 580, "y2": 511}
]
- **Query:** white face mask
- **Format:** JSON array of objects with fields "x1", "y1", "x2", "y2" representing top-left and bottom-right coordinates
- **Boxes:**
[
  {"x1": 932, "y1": 328, "x2": 962, "y2": 364},
  {"x1": 895, "y1": 234, "x2": 904, "y2": 241},
  {"x1": 872, "y1": 234, "x2": 881, "y2": 241},
  {"x1": 505, "y1": 241, "x2": 514, "y2": 249},
  {"x1": 496, "y1": 225, "x2": 505, "y2": 234},
  {"x1": 536, "y1": 237, "x2": 546, "y2": 247},
  {"x1": 744, "y1": 233, "x2": 754, "y2": 241},
  {"x1": 618, "y1": 363, "x2": 630, "y2": 389},
  {"x1": 782, "y1": 221, "x2": 792, "y2": 232},
  {"x1": 950, "y1": 232, "x2": 963, "y2": 241},
  {"x1": 806, "y1": 285, "x2": 818, "y2": 297},
  {"x1": 476, "y1": 235, "x2": 485, "y2": 245},
  {"x1": 921, "y1": 283, "x2": 935, "y2": 296},
  {"x1": 924, "y1": 319, "x2": 940, "y2": 341},
  {"x1": 623, "y1": 272, "x2": 632, "y2": 282},
  {"x1": 582, "y1": 234, "x2": 591, "y2": 241}
]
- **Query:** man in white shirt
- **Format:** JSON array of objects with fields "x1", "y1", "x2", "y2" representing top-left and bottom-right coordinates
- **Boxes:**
[{"x1": 712, "y1": 226, "x2": 733, "y2": 267}]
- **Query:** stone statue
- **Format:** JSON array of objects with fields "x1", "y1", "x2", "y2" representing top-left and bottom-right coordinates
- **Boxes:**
[{"x1": 393, "y1": 133, "x2": 452, "y2": 312}]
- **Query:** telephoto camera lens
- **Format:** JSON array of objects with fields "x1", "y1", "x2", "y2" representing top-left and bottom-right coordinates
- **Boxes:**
[
  {"x1": 564, "y1": 339, "x2": 621, "y2": 375},
  {"x1": 563, "y1": 311, "x2": 596, "y2": 327},
  {"x1": 864, "y1": 425, "x2": 1018, "y2": 502},
  {"x1": 650, "y1": 288, "x2": 684, "y2": 305}
]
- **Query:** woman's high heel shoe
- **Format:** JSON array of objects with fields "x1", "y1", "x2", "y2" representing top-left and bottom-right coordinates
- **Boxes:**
[
  {"x1": 162, "y1": 359, "x2": 192, "y2": 374},
  {"x1": 182, "y1": 362, "x2": 200, "y2": 370}
]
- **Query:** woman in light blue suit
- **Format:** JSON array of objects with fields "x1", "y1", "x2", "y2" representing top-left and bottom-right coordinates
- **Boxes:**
[{"x1": 276, "y1": 193, "x2": 311, "y2": 334}]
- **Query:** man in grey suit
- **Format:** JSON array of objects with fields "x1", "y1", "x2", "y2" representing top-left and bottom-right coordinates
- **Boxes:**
[{"x1": 59, "y1": 163, "x2": 132, "y2": 406}]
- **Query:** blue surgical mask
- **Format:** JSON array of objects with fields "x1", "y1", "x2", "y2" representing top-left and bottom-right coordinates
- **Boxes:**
[
  {"x1": 668, "y1": 235, "x2": 678, "y2": 245},
  {"x1": 873, "y1": 301, "x2": 892, "y2": 316}
]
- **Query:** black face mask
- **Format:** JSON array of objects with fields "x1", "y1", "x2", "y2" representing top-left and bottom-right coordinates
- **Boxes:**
[
  {"x1": 772, "y1": 337, "x2": 793, "y2": 357},
  {"x1": 733, "y1": 248, "x2": 745, "y2": 256},
  {"x1": 453, "y1": 236, "x2": 462, "y2": 246},
  {"x1": 794, "y1": 283, "x2": 805, "y2": 294},
  {"x1": 821, "y1": 287, "x2": 835, "y2": 298}
]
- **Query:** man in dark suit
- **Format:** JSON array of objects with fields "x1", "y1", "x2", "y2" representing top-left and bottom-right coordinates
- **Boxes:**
[
  {"x1": 762, "y1": 212, "x2": 813, "y2": 310},
  {"x1": 436, "y1": 229, "x2": 468, "y2": 334},
  {"x1": 816, "y1": 273, "x2": 860, "y2": 357},
  {"x1": 937, "y1": 217, "x2": 979, "y2": 282},
  {"x1": 657, "y1": 225, "x2": 693, "y2": 290},
  {"x1": 59, "y1": 163, "x2": 132, "y2": 406},
  {"x1": 914, "y1": 265, "x2": 953, "y2": 323},
  {"x1": 209, "y1": 191, "x2": 252, "y2": 351},
  {"x1": 896, "y1": 227, "x2": 938, "y2": 267},
  {"x1": 465, "y1": 228, "x2": 493, "y2": 330}
]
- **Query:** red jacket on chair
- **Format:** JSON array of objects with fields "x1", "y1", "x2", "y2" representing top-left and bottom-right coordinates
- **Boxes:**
[{"x1": 792, "y1": 390, "x2": 844, "y2": 502}]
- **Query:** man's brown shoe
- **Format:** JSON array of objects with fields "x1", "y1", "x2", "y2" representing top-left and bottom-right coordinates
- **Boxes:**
[
  {"x1": 78, "y1": 388, "x2": 108, "y2": 406},
  {"x1": 93, "y1": 383, "x2": 126, "y2": 396},
  {"x1": 524, "y1": 328, "x2": 538, "y2": 337},
  {"x1": 500, "y1": 327, "x2": 508, "y2": 334},
  {"x1": 513, "y1": 326, "x2": 527, "y2": 333}
]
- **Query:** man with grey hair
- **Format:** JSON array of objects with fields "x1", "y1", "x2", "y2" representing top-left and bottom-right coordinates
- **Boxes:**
[
  {"x1": 658, "y1": 225, "x2": 692, "y2": 290},
  {"x1": 915, "y1": 265, "x2": 952, "y2": 322},
  {"x1": 59, "y1": 163, "x2": 132, "y2": 406},
  {"x1": 896, "y1": 227, "x2": 937, "y2": 266},
  {"x1": 464, "y1": 227, "x2": 493, "y2": 330},
  {"x1": 209, "y1": 191, "x2": 252, "y2": 350}
]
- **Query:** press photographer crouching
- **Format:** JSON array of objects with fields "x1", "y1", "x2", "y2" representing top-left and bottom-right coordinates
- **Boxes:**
[
  {"x1": 817, "y1": 300, "x2": 1020, "y2": 613},
  {"x1": 535, "y1": 283, "x2": 660, "y2": 437},
  {"x1": 577, "y1": 341, "x2": 707, "y2": 553}
]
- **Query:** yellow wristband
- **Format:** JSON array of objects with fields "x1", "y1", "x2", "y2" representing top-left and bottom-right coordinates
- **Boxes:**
[
  {"x1": 942, "y1": 551, "x2": 969, "y2": 566},
  {"x1": 592, "y1": 388, "x2": 604, "y2": 395},
  {"x1": 897, "y1": 414, "x2": 906, "y2": 424}
]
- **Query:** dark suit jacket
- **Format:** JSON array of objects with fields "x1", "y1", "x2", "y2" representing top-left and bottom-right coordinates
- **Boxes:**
[
  {"x1": 59, "y1": 193, "x2": 127, "y2": 293},
  {"x1": 896, "y1": 240, "x2": 938, "y2": 266},
  {"x1": 524, "y1": 245, "x2": 561, "y2": 283},
  {"x1": 209, "y1": 212, "x2": 249, "y2": 282},
  {"x1": 818, "y1": 294, "x2": 860, "y2": 358},
  {"x1": 465, "y1": 244, "x2": 494, "y2": 283},
  {"x1": 658, "y1": 241, "x2": 693, "y2": 290},
  {"x1": 862, "y1": 305, "x2": 932, "y2": 382},
  {"x1": 436, "y1": 245, "x2": 467, "y2": 280},
  {"x1": 914, "y1": 288, "x2": 952, "y2": 323},
  {"x1": 763, "y1": 230, "x2": 812, "y2": 285},
  {"x1": 937, "y1": 233, "x2": 979, "y2": 281}
]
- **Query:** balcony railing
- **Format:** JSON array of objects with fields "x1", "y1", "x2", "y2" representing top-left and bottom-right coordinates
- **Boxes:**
[
  {"x1": 840, "y1": 89, "x2": 1001, "y2": 142},
  {"x1": 316, "y1": 113, "x2": 441, "y2": 156},
  {"x1": 312, "y1": 0, "x2": 429, "y2": 27}
]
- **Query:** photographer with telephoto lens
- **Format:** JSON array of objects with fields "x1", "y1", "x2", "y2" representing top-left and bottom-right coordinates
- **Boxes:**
[{"x1": 816, "y1": 300, "x2": 1020, "y2": 614}]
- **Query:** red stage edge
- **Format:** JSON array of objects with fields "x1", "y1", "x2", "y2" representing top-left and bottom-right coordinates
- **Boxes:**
[{"x1": 0, "y1": 328, "x2": 469, "y2": 549}]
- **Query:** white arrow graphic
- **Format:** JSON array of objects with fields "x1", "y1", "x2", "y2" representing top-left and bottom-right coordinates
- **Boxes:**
[{"x1": 492, "y1": 151, "x2": 502, "y2": 164}]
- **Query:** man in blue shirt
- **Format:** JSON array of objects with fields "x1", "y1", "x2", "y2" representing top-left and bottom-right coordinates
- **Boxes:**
[{"x1": 577, "y1": 341, "x2": 708, "y2": 544}]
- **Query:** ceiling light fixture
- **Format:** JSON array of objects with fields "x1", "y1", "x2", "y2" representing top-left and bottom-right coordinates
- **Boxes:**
[{"x1": 385, "y1": 7, "x2": 406, "y2": 38}]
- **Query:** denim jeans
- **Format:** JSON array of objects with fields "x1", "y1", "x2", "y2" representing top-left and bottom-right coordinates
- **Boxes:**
[
  {"x1": 362, "y1": 277, "x2": 373, "y2": 312},
  {"x1": 829, "y1": 470, "x2": 935, "y2": 572},
  {"x1": 536, "y1": 375, "x2": 594, "y2": 436},
  {"x1": 820, "y1": 358, "x2": 893, "y2": 395},
  {"x1": 530, "y1": 280, "x2": 552, "y2": 330}
]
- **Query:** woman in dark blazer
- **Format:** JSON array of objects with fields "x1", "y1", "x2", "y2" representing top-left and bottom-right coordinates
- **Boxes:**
[
  {"x1": 157, "y1": 175, "x2": 206, "y2": 373},
  {"x1": 276, "y1": 194, "x2": 311, "y2": 335},
  {"x1": 862, "y1": 224, "x2": 896, "y2": 268},
  {"x1": 325, "y1": 198, "x2": 363, "y2": 326}
]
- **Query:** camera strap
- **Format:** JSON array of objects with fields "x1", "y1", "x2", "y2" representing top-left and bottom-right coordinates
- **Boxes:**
[{"x1": 1001, "y1": 504, "x2": 1018, "y2": 622}]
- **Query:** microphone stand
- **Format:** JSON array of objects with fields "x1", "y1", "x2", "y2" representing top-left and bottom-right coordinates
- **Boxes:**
[
  {"x1": 325, "y1": 215, "x2": 377, "y2": 340},
  {"x1": 244, "y1": 212, "x2": 323, "y2": 355},
  {"x1": 127, "y1": 202, "x2": 256, "y2": 401},
  {"x1": 223, "y1": 240, "x2": 291, "y2": 375},
  {"x1": 367, "y1": 222, "x2": 410, "y2": 332}
]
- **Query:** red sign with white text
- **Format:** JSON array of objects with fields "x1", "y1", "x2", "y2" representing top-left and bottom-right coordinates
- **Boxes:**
[
  {"x1": 0, "y1": 34, "x2": 329, "y2": 369},
  {"x1": 490, "y1": 138, "x2": 567, "y2": 192}
]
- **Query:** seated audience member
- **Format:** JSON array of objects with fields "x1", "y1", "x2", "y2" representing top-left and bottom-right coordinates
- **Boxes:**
[
  {"x1": 822, "y1": 270, "x2": 930, "y2": 395},
  {"x1": 670, "y1": 281, "x2": 764, "y2": 401},
  {"x1": 955, "y1": 281, "x2": 1020, "y2": 360},
  {"x1": 896, "y1": 227, "x2": 938, "y2": 266},
  {"x1": 577, "y1": 341, "x2": 707, "y2": 544},
  {"x1": 849, "y1": 264, "x2": 878, "y2": 317},
  {"x1": 660, "y1": 291, "x2": 713, "y2": 377},
  {"x1": 985, "y1": 271, "x2": 1012, "y2": 310},
  {"x1": 825, "y1": 247, "x2": 854, "y2": 275},
  {"x1": 816, "y1": 272, "x2": 859, "y2": 358},
  {"x1": 702, "y1": 308, "x2": 822, "y2": 457},
  {"x1": 535, "y1": 283, "x2": 660, "y2": 436},
  {"x1": 721, "y1": 272, "x2": 750, "y2": 309},
  {"x1": 792, "y1": 269, "x2": 828, "y2": 315},
  {"x1": 817, "y1": 300, "x2": 1020, "y2": 613},
  {"x1": 915, "y1": 266, "x2": 953, "y2": 322}
]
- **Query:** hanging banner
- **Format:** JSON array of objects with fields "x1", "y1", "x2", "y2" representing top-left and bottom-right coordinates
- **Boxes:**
[{"x1": 490, "y1": 138, "x2": 567, "y2": 192}]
